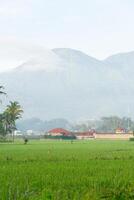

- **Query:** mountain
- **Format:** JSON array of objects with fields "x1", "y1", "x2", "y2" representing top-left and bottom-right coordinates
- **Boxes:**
[
  {"x1": 17, "y1": 118, "x2": 71, "y2": 132},
  {"x1": 0, "y1": 46, "x2": 134, "y2": 122},
  {"x1": 104, "y1": 51, "x2": 134, "y2": 69},
  {"x1": 104, "y1": 51, "x2": 134, "y2": 90},
  {"x1": 53, "y1": 48, "x2": 103, "y2": 67}
]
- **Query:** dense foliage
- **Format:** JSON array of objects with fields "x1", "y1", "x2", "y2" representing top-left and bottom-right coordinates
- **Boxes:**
[
  {"x1": 0, "y1": 85, "x2": 23, "y2": 139},
  {"x1": 72, "y1": 116, "x2": 134, "y2": 132},
  {"x1": 16, "y1": 116, "x2": 134, "y2": 133}
]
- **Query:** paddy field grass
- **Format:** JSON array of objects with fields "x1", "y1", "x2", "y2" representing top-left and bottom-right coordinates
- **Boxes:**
[{"x1": 0, "y1": 140, "x2": 134, "y2": 200}]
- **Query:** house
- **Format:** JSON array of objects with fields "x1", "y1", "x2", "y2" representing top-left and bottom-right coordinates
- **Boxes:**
[
  {"x1": 14, "y1": 130, "x2": 23, "y2": 136},
  {"x1": 47, "y1": 128, "x2": 70, "y2": 136},
  {"x1": 45, "y1": 128, "x2": 76, "y2": 140},
  {"x1": 75, "y1": 130, "x2": 95, "y2": 140},
  {"x1": 26, "y1": 130, "x2": 34, "y2": 136},
  {"x1": 115, "y1": 128, "x2": 126, "y2": 134}
]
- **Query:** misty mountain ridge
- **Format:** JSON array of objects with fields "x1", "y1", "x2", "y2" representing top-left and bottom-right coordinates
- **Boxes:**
[{"x1": 0, "y1": 46, "x2": 134, "y2": 121}]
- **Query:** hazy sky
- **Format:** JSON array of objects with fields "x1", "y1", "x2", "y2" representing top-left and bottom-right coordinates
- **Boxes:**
[{"x1": 0, "y1": 0, "x2": 134, "y2": 60}]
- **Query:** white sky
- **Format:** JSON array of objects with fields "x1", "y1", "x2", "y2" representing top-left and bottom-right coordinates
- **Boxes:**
[{"x1": 0, "y1": 0, "x2": 134, "y2": 71}]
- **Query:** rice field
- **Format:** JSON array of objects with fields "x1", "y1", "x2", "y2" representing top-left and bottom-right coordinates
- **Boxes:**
[{"x1": 0, "y1": 140, "x2": 134, "y2": 200}]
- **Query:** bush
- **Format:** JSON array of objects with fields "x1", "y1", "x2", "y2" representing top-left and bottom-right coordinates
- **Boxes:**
[
  {"x1": 129, "y1": 137, "x2": 134, "y2": 141},
  {"x1": 44, "y1": 135, "x2": 76, "y2": 140},
  {"x1": 0, "y1": 135, "x2": 12, "y2": 143}
]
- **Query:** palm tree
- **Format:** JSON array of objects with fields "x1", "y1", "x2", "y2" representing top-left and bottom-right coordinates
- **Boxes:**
[
  {"x1": 0, "y1": 86, "x2": 5, "y2": 95},
  {"x1": 0, "y1": 114, "x2": 6, "y2": 137},
  {"x1": 1, "y1": 111, "x2": 12, "y2": 136},
  {"x1": 0, "y1": 86, "x2": 6, "y2": 103},
  {"x1": 5, "y1": 101, "x2": 23, "y2": 141},
  {"x1": 0, "y1": 86, "x2": 6, "y2": 138}
]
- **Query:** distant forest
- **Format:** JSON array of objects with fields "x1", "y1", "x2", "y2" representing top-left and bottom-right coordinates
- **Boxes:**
[{"x1": 17, "y1": 116, "x2": 134, "y2": 133}]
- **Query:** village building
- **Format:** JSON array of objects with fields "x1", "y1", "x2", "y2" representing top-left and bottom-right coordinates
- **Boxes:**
[
  {"x1": 46, "y1": 128, "x2": 97, "y2": 140},
  {"x1": 72, "y1": 129, "x2": 96, "y2": 140},
  {"x1": 115, "y1": 128, "x2": 126, "y2": 134},
  {"x1": 45, "y1": 128, "x2": 133, "y2": 140},
  {"x1": 47, "y1": 128, "x2": 71, "y2": 136},
  {"x1": 75, "y1": 131, "x2": 95, "y2": 140}
]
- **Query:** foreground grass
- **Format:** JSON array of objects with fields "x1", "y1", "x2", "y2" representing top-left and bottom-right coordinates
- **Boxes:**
[{"x1": 0, "y1": 140, "x2": 134, "y2": 199}]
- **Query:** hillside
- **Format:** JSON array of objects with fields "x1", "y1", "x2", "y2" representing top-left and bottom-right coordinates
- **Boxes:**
[{"x1": 0, "y1": 47, "x2": 134, "y2": 121}]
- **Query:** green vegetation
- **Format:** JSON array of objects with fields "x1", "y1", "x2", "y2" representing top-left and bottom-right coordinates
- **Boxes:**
[
  {"x1": 16, "y1": 116, "x2": 134, "y2": 133},
  {"x1": 0, "y1": 85, "x2": 23, "y2": 139},
  {"x1": 0, "y1": 140, "x2": 134, "y2": 200},
  {"x1": 129, "y1": 137, "x2": 134, "y2": 141},
  {"x1": 44, "y1": 135, "x2": 76, "y2": 140},
  {"x1": 72, "y1": 116, "x2": 134, "y2": 133}
]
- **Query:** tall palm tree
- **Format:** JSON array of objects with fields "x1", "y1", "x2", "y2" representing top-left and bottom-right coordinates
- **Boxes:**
[
  {"x1": 0, "y1": 86, "x2": 5, "y2": 95},
  {"x1": 1, "y1": 111, "x2": 12, "y2": 136},
  {"x1": 0, "y1": 86, "x2": 6, "y2": 138},
  {"x1": 0, "y1": 86, "x2": 6, "y2": 103},
  {"x1": 5, "y1": 101, "x2": 23, "y2": 141},
  {"x1": 0, "y1": 114, "x2": 6, "y2": 136}
]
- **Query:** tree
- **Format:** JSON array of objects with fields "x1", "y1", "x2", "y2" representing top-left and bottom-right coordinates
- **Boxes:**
[
  {"x1": 5, "y1": 101, "x2": 23, "y2": 141},
  {"x1": 0, "y1": 86, "x2": 6, "y2": 95},
  {"x1": 1, "y1": 111, "x2": 12, "y2": 136},
  {"x1": 0, "y1": 86, "x2": 6, "y2": 104},
  {"x1": 0, "y1": 114, "x2": 6, "y2": 136},
  {"x1": 0, "y1": 87, "x2": 23, "y2": 141},
  {"x1": 0, "y1": 86, "x2": 7, "y2": 138}
]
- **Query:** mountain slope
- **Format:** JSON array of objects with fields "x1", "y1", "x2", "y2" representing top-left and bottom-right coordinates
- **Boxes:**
[
  {"x1": 0, "y1": 47, "x2": 134, "y2": 120},
  {"x1": 53, "y1": 48, "x2": 102, "y2": 67},
  {"x1": 104, "y1": 51, "x2": 134, "y2": 69}
]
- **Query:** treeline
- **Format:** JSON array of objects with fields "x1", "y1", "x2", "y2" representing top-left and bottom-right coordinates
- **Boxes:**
[
  {"x1": 72, "y1": 116, "x2": 134, "y2": 133},
  {"x1": 0, "y1": 86, "x2": 23, "y2": 140},
  {"x1": 17, "y1": 116, "x2": 134, "y2": 133},
  {"x1": 17, "y1": 118, "x2": 70, "y2": 132},
  {"x1": 97, "y1": 116, "x2": 133, "y2": 132}
]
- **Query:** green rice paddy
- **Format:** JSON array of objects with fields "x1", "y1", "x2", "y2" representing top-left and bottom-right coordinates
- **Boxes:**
[{"x1": 0, "y1": 140, "x2": 134, "y2": 200}]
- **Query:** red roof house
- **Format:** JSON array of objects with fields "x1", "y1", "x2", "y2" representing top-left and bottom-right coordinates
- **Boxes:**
[{"x1": 47, "y1": 128, "x2": 70, "y2": 136}]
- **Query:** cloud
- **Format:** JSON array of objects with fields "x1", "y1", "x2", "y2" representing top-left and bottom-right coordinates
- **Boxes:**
[
  {"x1": 0, "y1": 6, "x2": 18, "y2": 17},
  {"x1": 63, "y1": 16, "x2": 83, "y2": 24},
  {"x1": 0, "y1": 0, "x2": 32, "y2": 17}
]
